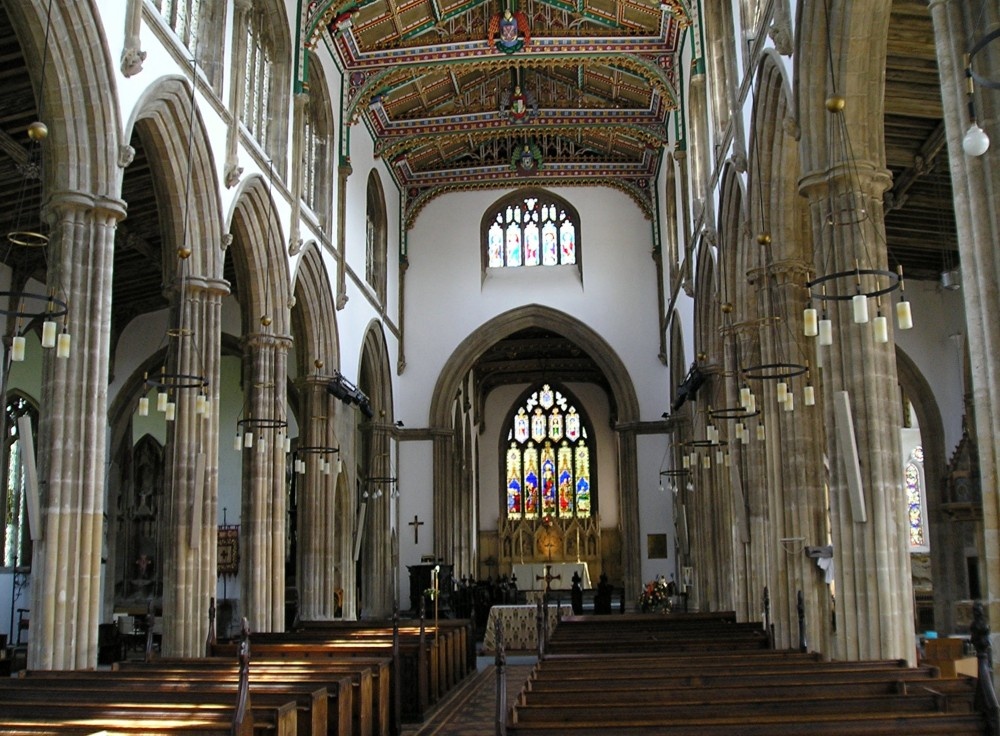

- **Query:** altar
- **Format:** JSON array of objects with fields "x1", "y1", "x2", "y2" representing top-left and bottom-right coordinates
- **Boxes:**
[
  {"x1": 512, "y1": 562, "x2": 591, "y2": 591},
  {"x1": 482, "y1": 602, "x2": 569, "y2": 653}
]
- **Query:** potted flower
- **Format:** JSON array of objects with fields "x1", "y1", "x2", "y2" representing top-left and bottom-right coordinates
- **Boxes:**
[{"x1": 639, "y1": 575, "x2": 672, "y2": 613}]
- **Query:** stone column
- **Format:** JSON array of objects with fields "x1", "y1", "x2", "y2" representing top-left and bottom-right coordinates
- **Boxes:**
[
  {"x1": 361, "y1": 420, "x2": 393, "y2": 617},
  {"x1": 224, "y1": 0, "x2": 252, "y2": 188},
  {"x1": 29, "y1": 191, "x2": 125, "y2": 670},
  {"x1": 801, "y1": 165, "x2": 914, "y2": 662},
  {"x1": 928, "y1": 0, "x2": 1000, "y2": 666},
  {"x1": 160, "y1": 268, "x2": 226, "y2": 657},
  {"x1": 796, "y1": 0, "x2": 913, "y2": 664},
  {"x1": 295, "y1": 371, "x2": 340, "y2": 620},
  {"x1": 239, "y1": 331, "x2": 291, "y2": 632},
  {"x1": 749, "y1": 258, "x2": 830, "y2": 653}
]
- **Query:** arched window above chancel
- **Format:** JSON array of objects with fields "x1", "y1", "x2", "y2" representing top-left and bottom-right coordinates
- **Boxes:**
[
  {"x1": 503, "y1": 384, "x2": 594, "y2": 522},
  {"x1": 481, "y1": 189, "x2": 580, "y2": 272}
]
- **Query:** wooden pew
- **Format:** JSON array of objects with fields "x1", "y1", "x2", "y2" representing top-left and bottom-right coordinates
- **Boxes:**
[
  {"x1": 0, "y1": 699, "x2": 297, "y2": 736},
  {"x1": 114, "y1": 660, "x2": 362, "y2": 736},
  {"x1": 506, "y1": 613, "x2": 988, "y2": 735},
  {"x1": 4, "y1": 673, "x2": 336, "y2": 736}
]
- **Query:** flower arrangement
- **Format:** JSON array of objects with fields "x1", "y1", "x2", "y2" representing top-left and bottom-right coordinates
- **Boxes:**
[{"x1": 639, "y1": 575, "x2": 672, "y2": 613}]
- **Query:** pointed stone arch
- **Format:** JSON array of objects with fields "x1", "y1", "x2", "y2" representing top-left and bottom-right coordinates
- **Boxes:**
[
  {"x1": 289, "y1": 243, "x2": 342, "y2": 620},
  {"x1": 356, "y1": 322, "x2": 395, "y2": 617},
  {"x1": 430, "y1": 304, "x2": 642, "y2": 600},
  {"x1": 225, "y1": 175, "x2": 293, "y2": 632}
]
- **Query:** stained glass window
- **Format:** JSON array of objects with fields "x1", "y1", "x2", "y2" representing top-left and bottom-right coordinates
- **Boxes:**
[
  {"x1": 505, "y1": 385, "x2": 593, "y2": 520},
  {"x1": 483, "y1": 189, "x2": 580, "y2": 270},
  {"x1": 2, "y1": 395, "x2": 36, "y2": 569},
  {"x1": 905, "y1": 446, "x2": 928, "y2": 551}
]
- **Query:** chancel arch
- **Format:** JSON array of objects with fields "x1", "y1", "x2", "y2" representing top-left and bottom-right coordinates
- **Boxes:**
[{"x1": 430, "y1": 304, "x2": 642, "y2": 601}]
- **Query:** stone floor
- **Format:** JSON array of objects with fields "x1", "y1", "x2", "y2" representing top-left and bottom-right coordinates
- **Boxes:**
[{"x1": 401, "y1": 656, "x2": 535, "y2": 736}]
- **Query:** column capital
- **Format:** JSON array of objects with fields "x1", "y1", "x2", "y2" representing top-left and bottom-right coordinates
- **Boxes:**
[
  {"x1": 44, "y1": 189, "x2": 128, "y2": 223},
  {"x1": 243, "y1": 331, "x2": 294, "y2": 351}
]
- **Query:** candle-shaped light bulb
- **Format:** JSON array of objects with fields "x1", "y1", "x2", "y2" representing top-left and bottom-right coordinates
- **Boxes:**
[
  {"x1": 896, "y1": 299, "x2": 913, "y2": 330},
  {"x1": 747, "y1": 393, "x2": 757, "y2": 414},
  {"x1": 284, "y1": 435, "x2": 292, "y2": 453},
  {"x1": 323, "y1": 459, "x2": 331, "y2": 475},
  {"x1": 165, "y1": 400, "x2": 176, "y2": 422},
  {"x1": 156, "y1": 390, "x2": 168, "y2": 412},
  {"x1": 702, "y1": 453, "x2": 711, "y2": 469},
  {"x1": 11, "y1": 335, "x2": 25, "y2": 362},
  {"x1": 739, "y1": 385, "x2": 751, "y2": 408},
  {"x1": 41, "y1": 319, "x2": 57, "y2": 348},
  {"x1": 784, "y1": 392, "x2": 794, "y2": 412},
  {"x1": 244, "y1": 430, "x2": 254, "y2": 448},
  {"x1": 682, "y1": 454, "x2": 690, "y2": 469},
  {"x1": 776, "y1": 381, "x2": 787, "y2": 403},
  {"x1": 873, "y1": 313, "x2": 888, "y2": 343},
  {"x1": 819, "y1": 317, "x2": 833, "y2": 346},
  {"x1": 56, "y1": 331, "x2": 71, "y2": 358},
  {"x1": 803, "y1": 307, "x2": 818, "y2": 337},
  {"x1": 336, "y1": 458, "x2": 343, "y2": 474},
  {"x1": 138, "y1": 396, "x2": 149, "y2": 416},
  {"x1": 853, "y1": 293, "x2": 869, "y2": 324},
  {"x1": 756, "y1": 423, "x2": 766, "y2": 441},
  {"x1": 804, "y1": 385, "x2": 816, "y2": 406},
  {"x1": 195, "y1": 394, "x2": 207, "y2": 415},
  {"x1": 715, "y1": 449, "x2": 724, "y2": 465},
  {"x1": 234, "y1": 434, "x2": 243, "y2": 452}
]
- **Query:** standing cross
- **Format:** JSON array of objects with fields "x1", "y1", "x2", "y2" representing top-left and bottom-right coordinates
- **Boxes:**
[
  {"x1": 536, "y1": 564, "x2": 561, "y2": 594},
  {"x1": 408, "y1": 515, "x2": 424, "y2": 544}
]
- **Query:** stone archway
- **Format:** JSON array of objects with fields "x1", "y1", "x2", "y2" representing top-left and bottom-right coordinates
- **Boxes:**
[
  {"x1": 429, "y1": 305, "x2": 642, "y2": 599},
  {"x1": 289, "y1": 244, "x2": 342, "y2": 621}
]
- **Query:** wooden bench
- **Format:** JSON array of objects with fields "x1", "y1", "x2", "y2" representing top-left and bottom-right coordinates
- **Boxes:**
[
  {"x1": 505, "y1": 612, "x2": 989, "y2": 735},
  {"x1": 7, "y1": 671, "x2": 339, "y2": 736},
  {"x1": 0, "y1": 699, "x2": 297, "y2": 736},
  {"x1": 114, "y1": 660, "x2": 363, "y2": 736}
]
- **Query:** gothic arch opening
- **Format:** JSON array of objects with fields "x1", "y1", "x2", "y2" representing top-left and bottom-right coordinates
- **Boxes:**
[{"x1": 430, "y1": 304, "x2": 642, "y2": 599}]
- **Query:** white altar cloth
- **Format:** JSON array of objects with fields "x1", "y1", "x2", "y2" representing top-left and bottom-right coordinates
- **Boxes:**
[{"x1": 482, "y1": 603, "x2": 569, "y2": 652}]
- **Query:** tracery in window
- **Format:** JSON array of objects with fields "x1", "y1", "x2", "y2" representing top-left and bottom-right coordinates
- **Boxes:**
[
  {"x1": 504, "y1": 385, "x2": 592, "y2": 520},
  {"x1": 243, "y1": 7, "x2": 274, "y2": 149},
  {"x1": 483, "y1": 189, "x2": 580, "y2": 270},
  {"x1": 906, "y1": 445, "x2": 928, "y2": 551},
  {"x1": 365, "y1": 170, "x2": 387, "y2": 303},
  {"x1": 302, "y1": 55, "x2": 333, "y2": 224},
  {"x1": 154, "y1": 0, "x2": 201, "y2": 51},
  {"x1": 2, "y1": 394, "x2": 37, "y2": 569}
]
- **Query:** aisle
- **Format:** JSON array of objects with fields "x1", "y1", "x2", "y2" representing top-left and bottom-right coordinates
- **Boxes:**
[{"x1": 402, "y1": 657, "x2": 535, "y2": 736}]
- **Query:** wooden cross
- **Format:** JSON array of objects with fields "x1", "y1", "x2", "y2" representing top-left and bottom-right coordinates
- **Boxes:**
[
  {"x1": 536, "y1": 564, "x2": 561, "y2": 594},
  {"x1": 408, "y1": 515, "x2": 424, "y2": 544}
]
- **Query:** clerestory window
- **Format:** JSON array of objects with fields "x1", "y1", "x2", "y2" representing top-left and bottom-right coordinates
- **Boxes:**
[{"x1": 482, "y1": 189, "x2": 580, "y2": 271}]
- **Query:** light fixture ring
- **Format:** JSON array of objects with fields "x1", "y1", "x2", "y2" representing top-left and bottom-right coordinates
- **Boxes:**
[{"x1": 806, "y1": 267, "x2": 899, "y2": 301}]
